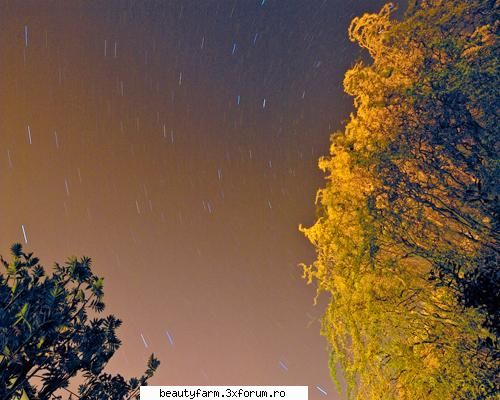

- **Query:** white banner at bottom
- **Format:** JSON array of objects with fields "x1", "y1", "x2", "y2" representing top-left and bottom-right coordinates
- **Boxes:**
[{"x1": 140, "y1": 386, "x2": 308, "y2": 400}]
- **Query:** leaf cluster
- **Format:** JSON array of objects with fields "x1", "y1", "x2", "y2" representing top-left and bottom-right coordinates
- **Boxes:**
[
  {"x1": 301, "y1": 1, "x2": 499, "y2": 398},
  {"x1": 0, "y1": 244, "x2": 159, "y2": 400}
]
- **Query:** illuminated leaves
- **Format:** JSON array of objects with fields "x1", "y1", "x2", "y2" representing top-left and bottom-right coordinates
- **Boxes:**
[{"x1": 302, "y1": 1, "x2": 498, "y2": 399}]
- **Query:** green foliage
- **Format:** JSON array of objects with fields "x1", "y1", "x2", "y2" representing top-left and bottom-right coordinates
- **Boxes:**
[
  {"x1": 301, "y1": 1, "x2": 499, "y2": 399},
  {"x1": 0, "y1": 244, "x2": 159, "y2": 400}
]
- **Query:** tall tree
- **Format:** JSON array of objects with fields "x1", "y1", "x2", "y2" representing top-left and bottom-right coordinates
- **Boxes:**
[
  {"x1": 0, "y1": 244, "x2": 159, "y2": 400},
  {"x1": 301, "y1": 1, "x2": 498, "y2": 399}
]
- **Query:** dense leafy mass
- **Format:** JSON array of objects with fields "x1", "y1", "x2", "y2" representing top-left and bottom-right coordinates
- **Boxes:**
[
  {"x1": 301, "y1": 1, "x2": 499, "y2": 399},
  {"x1": 0, "y1": 244, "x2": 159, "y2": 399}
]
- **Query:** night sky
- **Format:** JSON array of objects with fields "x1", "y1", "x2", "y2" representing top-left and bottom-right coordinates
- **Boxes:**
[{"x1": 1, "y1": 1, "x2": 396, "y2": 398}]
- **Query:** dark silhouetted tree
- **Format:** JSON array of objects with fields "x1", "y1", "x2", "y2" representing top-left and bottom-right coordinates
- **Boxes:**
[{"x1": 0, "y1": 243, "x2": 159, "y2": 400}]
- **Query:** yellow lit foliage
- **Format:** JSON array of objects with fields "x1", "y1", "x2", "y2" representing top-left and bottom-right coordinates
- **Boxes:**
[{"x1": 301, "y1": 2, "x2": 498, "y2": 399}]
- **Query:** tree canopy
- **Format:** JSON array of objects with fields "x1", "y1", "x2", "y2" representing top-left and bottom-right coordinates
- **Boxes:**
[
  {"x1": 301, "y1": 1, "x2": 498, "y2": 399},
  {"x1": 0, "y1": 243, "x2": 159, "y2": 400}
]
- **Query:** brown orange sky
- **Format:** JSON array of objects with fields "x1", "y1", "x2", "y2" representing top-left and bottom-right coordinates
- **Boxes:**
[{"x1": 0, "y1": 1, "x2": 397, "y2": 398}]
